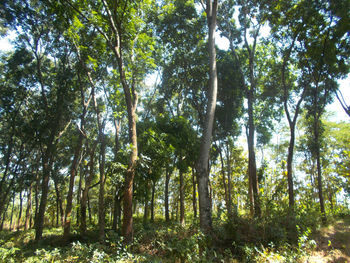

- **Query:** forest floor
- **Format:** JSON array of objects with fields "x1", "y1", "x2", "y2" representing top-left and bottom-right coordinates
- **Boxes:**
[
  {"x1": 302, "y1": 216, "x2": 350, "y2": 263},
  {"x1": 1, "y1": 216, "x2": 350, "y2": 262}
]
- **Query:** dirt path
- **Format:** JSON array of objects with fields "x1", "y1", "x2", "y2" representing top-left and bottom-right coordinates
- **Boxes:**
[{"x1": 304, "y1": 216, "x2": 350, "y2": 263}]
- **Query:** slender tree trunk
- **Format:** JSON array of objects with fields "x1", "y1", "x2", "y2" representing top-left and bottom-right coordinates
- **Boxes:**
[
  {"x1": 192, "y1": 167, "x2": 197, "y2": 219},
  {"x1": 52, "y1": 175, "x2": 64, "y2": 227},
  {"x1": 76, "y1": 163, "x2": 83, "y2": 225},
  {"x1": 25, "y1": 185, "x2": 32, "y2": 230},
  {"x1": 0, "y1": 136, "x2": 14, "y2": 220},
  {"x1": 248, "y1": 173, "x2": 254, "y2": 217},
  {"x1": 247, "y1": 93, "x2": 260, "y2": 218},
  {"x1": 112, "y1": 186, "x2": 121, "y2": 231},
  {"x1": 219, "y1": 148, "x2": 231, "y2": 217},
  {"x1": 34, "y1": 173, "x2": 39, "y2": 229},
  {"x1": 151, "y1": 181, "x2": 155, "y2": 223},
  {"x1": 165, "y1": 167, "x2": 171, "y2": 222},
  {"x1": 56, "y1": 196, "x2": 59, "y2": 227},
  {"x1": 281, "y1": 33, "x2": 304, "y2": 223},
  {"x1": 196, "y1": 0, "x2": 218, "y2": 234},
  {"x1": 112, "y1": 119, "x2": 121, "y2": 231},
  {"x1": 35, "y1": 141, "x2": 56, "y2": 241},
  {"x1": 35, "y1": 162, "x2": 50, "y2": 239},
  {"x1": 287, "y1": 124, "x2": 296, "y2": 212},
  {"x1": 226, "y1": 145, "x2": 233, "y2": 218},
  {"x1": 87, "y1": 192, "x2": 92, "y2": 225},
  {"x1": 17, "y1": 191, "x2": 23, "y2": 231},
  {"x1": 179, "y1": 169, "x2": 185, "y2": 226},
  {"x1": 80, "y1": 142, "x2": 96, "y2": 234},
  {"x1": 122, "y1": 109, "x2": 137, "y2": 242},
  {"x1": 315, "y1": 120, "x2": 326, "y2": 222},
  {"x1": 64, "y1": 132, "x2": 84, "y2": 240},
  {"x1": 1, "y1": 201, "x2": 10, "y2": 231},
  {"x1": 98, "y1": 135, "x2": 106, "y2": 241},
  {"x1": 143, "y1": 186, "x2": 149, "y2": 223},
  {"x1": 0, "y1": 145, "x2": 24, "y2": 223},
  {"x1": 10, "y1": 193, "x2": 15, "y2": 231}
]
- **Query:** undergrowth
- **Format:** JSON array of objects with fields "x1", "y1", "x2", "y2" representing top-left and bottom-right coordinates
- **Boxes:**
[{"x1": 1, "y1": 211, "x2": 348, "y2": 262}]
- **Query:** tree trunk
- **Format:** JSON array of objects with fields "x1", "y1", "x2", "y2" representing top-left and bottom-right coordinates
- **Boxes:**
[
  {"x1": 0, "y1": 134, "x2": 14, "y2": 221},
  {"x1": 219, "y1": 146, "x2": 232, "y2": 218},
  {"x1": 287, "y1": 124, "x2": 296, "y2": 213},
  {"x1": 165, "y1": 166, "x2": 171, "y2": 222},
  {"x1": 35, "y1": 127, "x2": 59, "y2": 241},
  {"x1": 17, "y1": 191, "x2": 23, "y2": 231},
  {"x1": 10, "y1": 193, "x2": 15, "y2": 231},
  {"x1": 143, "y1": 186, "x2": 149, "y2": 223},
  {"x1": 315, "y1": 120, "x2": 326, "y2": 222},
  {"x1": 226, "y1": 144, "x2": 233, "y2": 218},
  {"x1": 192, "y1": 167, "x2": 197, "y2": 219},
  {"x1": 25, "y1": 185, "x2": 32, "y2": 230},
  {"x1": 76, "y1": 163, "x2": 83, "y2": 225},
  {"x1": 112, "y1": 186, "x2": 121, "y2": 231},
  {"x1": 122, "y1": 108, "x2": 137, "y2": 243},
  {"x1": 1, "y1": 201, "x2": 10, "y2": 231},
  {"x1": 52, "y1": 175, "x2": 64, "y2": 227},
  {"x1": 151, "y1": 181, "x2": 155, "y2": 223},
  {"x1": 63, "y1": 131, "x2": 84, "y2": 240},
  {"x1": 112, "y1": 119, "x2": 121, "y2": 231},
  {"x1": 179, "y1": 169, "x2": 185, "y2": 226},
  {"x1": 247, "y1": 91, "x2": 260, "y2": 218},
  {"x1": 35, "y1": 159, "x2": 51, "y2": 240},
  {"x1": 196, "y1": 0, "x2": 218, "y2": 235},
  {"x1": 98, "y1": 134, "x2": 106, "y2": 241},
  {"x1": 34, "y1": 173, "x2": 39, "y2": 229},
  {"x1": 80, "y1": 142, "x2": 96, "y2": 234},
  {"x1": 88, "y1": 192, "x2": 92, "y2": 225}
]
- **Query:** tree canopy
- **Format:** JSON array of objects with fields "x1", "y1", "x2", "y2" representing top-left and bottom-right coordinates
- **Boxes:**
[{"x1": 0, "y1": 0, "x2": 349, "y2": 261}]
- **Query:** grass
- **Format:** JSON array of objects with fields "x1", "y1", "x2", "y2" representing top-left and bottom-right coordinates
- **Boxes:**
[{"x1": 1, "y1": 215, "x2": 350, "y2": 262}]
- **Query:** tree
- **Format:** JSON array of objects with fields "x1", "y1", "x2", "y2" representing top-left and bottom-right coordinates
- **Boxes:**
[{"x1": 195, "y1": 0, "x2": 218, "y2": 234}]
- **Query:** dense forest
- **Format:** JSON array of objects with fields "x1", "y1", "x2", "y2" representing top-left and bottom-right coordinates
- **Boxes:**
[{"x1": 0, "y1": 0, "x2": 349, "y2": 262}]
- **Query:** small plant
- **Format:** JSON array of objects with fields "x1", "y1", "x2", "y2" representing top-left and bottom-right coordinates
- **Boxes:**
[{"x1": 0, "y1": 247, "x2": 20, "y2": 263}]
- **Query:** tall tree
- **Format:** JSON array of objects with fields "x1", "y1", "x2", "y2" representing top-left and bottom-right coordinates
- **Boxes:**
[
  {"x1": 196, "y1": 0, "x2": 218, "y2": 233},
  {"x1": 64, "y1": 0, "x2": 156, "y2": 242}
]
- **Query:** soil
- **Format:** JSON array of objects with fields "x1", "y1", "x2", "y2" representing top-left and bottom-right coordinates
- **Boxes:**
[{"x1": 302, "y1": 216, "x2": 350, "y2": 263}]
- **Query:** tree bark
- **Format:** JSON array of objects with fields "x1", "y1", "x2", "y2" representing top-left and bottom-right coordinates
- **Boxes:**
[
  {"x1": 52, "y1": 174, "x2": 64, "y2": 227},
  {"x1": 151, "y1": 181, "x2": 156, "y2": 222},
  {"x1": 25, "y1": 185, "x2": 32, "y2": 230},
  {"x1": 76, "y1": 163, "x2": 83, "y2": 225},
  {"x1": 246, "y1": 60, "x2": 260, "y2": 219},
  {"x1": 120, "y1": 73, "x2": 138, "y2": 243},
  {"x1": 165, "y1": 166, "x2": 171, "y2": 222},
  {"x1": 112, "y1": 186, "x2": 121, "y2": 231},
  {"x1": 112, "y1": 119, "x2": 121, "y2": 231},
  {"x1": 192, "y1": 167, "x2": 197, "y2": 219},
  {"x1": 17, "y1": 191, "x2": 23, "y2": 231},
  {"x1": 10, "y1": 193, "x2": 15, "y2": 231},
  {"x1": 80, "y1": 142, "x2": 97, "y2": 234},
  {"x1": 226, "y1": 143, "x2": 233, "y2": 218},
  {"x1": 179, "y1": 169, "x2": 185, "y2": 226},
  {"x1": 98, "y1": 134, "x2": 106, "y2": 241},
  {"x1": 314, "y1": 112, "x2": 326, "y2": 222},
  {"x1": 287, "y1": 124, "x2": 295, "y2": 211},
  {"x1": 196, "y1": 0, "x2": 218, "y2": 235},
  {"x1": 63, "y1": 130, "x2": 84, "y2": 240},
  {"x1": 0, "y1": 200, "x2": 10, "y2": 231},
  {"x1": 35, "y1": 155, "x2": 52, "y2": 240},
  {"x1": 219, "y1": 147, "x2": 231, "y2": 217},
  {"x1": 143, "y1": 186, "x2": 149, "y2": 223}
]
